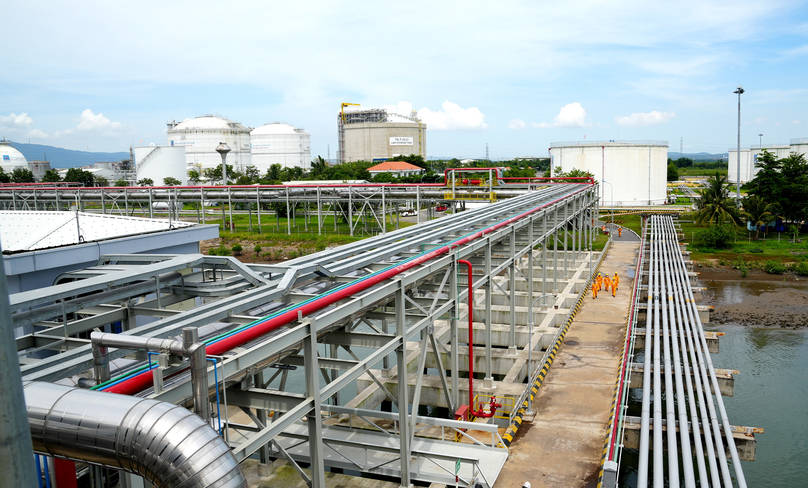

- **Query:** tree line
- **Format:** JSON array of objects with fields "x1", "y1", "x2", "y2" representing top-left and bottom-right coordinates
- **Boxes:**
[{"x1": 693, "y1": 150, "x2": 808, "y2": 244}]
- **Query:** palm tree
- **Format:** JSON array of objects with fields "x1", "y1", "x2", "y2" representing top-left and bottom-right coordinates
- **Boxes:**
[
  {"x1": 741, "y1": 195, "x2": 779, "y2": 239},
  {"x1": 694, "y1": 172, "x2": 742, "y2": 226}
]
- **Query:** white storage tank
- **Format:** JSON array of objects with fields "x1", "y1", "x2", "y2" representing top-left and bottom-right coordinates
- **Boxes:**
[
  {"x1": 729, "y1": 144, "x2": 795, "y2": 184},
  {"x1": 0, "y1": 139, "x2": 28, "y2": 174},
  {"x1": 135, "y1": 146, "x2": 188, "y2": 185},
  {"x1": 791, "y1": 137, "x2": 808, "y2": 156},
  {"x1": 550, "y1": 140, "x2": 668, "y2": 206},
  {"x1": 250, "y1": 123, "x2": 311, "y2": 171},
  {"x1": 166, "y1": 115, "x2": 251, "y2": 173}
]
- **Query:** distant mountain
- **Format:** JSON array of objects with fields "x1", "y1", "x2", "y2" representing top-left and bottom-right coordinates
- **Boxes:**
[
  {"x1": 10, "y1": 141, "x2": 129, "y2": 168},
  {"x1": 668, "y1": 152, "x2": 728, "y2": 162}
]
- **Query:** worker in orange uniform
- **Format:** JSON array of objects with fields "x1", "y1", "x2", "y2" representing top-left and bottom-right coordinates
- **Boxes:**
[
  {"x1": 613, "y1": 272, "x2": 620, "y2": 296},
  {"x1": 592, "y1": 281, "x2": 598, "y2": 299},
  {"x1": 596, "y1": 273, "x2": 603, "y2": 292},
  {"x1": 618, "y1": 226, "x2": 623, "y2": 238},
  {"x1": 603, "y1": 274, "x2": 612, "y2": 295}
]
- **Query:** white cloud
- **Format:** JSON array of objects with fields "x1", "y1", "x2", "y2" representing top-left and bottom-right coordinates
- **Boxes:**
[
  {"x1": 417, "y1": 101, "x2": 488, "y2": 130},
  {"x1": 0, "y1": 112, "x2": 34, "y2": 130},
  {"x1": 0, "y1": 112, "x2": 50, "y2": 139},
  {"x1": 794, "y1": 120, "x2": 802, "y2": 125},
  {"x1": 58, "y1": 109, "x2": 132, "y2": 137},
  {"x1": 27, "y1": 129, "x2": 49, "y2": 138},
  {"x1": 533, "y1": 103, "x2": 589, "y2": 128},
  {"x1": 754, "y1": 117, "x2": 767, "y2": 124},
  {"x1": 380, "y1": 101, "x2": 487, "y2": 130},
  {"x1": 508, "y1": 118, "x2": 526, "y2": 130},
  {"x1": 615, "y1": 110, "x2": 676, "y2": 127}
]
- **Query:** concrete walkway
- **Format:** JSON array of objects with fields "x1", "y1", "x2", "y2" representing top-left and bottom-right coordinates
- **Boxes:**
[{"x1": 495, "y1": 239, "x2": 640, "y2": 488}]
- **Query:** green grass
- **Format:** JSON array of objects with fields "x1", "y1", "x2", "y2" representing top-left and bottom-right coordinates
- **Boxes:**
[
  {"x1": 677, "y1": 167, "x2": 728, "y2": 177},
  {"x1": 600, "y1": 212, "x2": 643, "y2": 236},
  {"x1": 678, "y1": 218, "x2": 808, "y2": 268}
]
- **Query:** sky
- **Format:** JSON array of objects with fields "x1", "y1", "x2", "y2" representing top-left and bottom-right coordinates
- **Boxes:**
[{"x1": 3, "y1": 0, "x2": 808, "y2": 159}]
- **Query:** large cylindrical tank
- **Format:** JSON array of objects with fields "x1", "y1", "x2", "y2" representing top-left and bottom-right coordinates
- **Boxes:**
[
  {"x1": 135, "y1": 146, "x2": 188, "y2": 185},
  {"x1": 342, "y1": 121, "x2": 427, "y2": 162},
  {"x1": 790, "y1": 138, "x2": 808, "y2": 158},
  {"x1": 727, "y1": 148, "x2": 754, "y2": 184},
  {"x1": 0, "y1": 140, "x2": 28, "y2": 174},
  {"x1": 166, "y1": 116, "x2": 251, "y2": 173},
  {"x1": 250, "y1": 123, "x2": 311, "y2": 171},
  {"x1": 550, "y1": 140, "x2": 668, "y2": 206},
  {"x1": 729, "y1": 145, "x2": 794, "y2": 184}
]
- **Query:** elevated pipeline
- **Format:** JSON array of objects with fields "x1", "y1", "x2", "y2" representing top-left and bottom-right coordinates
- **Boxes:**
[{"x1": 103, "y1": 185, "x2": 595, "y2": 396}]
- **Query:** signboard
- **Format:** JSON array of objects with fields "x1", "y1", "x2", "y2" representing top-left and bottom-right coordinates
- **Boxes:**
[
  {"x1": 455, "y1": 459, "x2": 461, "y2": 474},
  {"x1": 390, "y1": 137, "x2": 413, "y2": 146}
]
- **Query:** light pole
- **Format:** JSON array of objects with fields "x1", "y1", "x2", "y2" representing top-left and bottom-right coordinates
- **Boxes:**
[
  {"x1": 734, "y1": 85, "x2": 744, "y2": 201},
  {"x1": 215, "y1": 142, "x2": 231, "y2": 186},
  {"x1": 525, "y1": 292, "x2": 557, "y2": 416},
  {"x1": 602, "y1": 180, "x2": 614, "y2": 225},
  {"x1": 758, "y1": 133, "x2": 763, "y2": 147}
]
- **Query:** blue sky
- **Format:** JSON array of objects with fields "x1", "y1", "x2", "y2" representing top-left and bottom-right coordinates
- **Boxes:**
[{"x1": 2, "y1": 0, "x2": 808, "y2": 159}]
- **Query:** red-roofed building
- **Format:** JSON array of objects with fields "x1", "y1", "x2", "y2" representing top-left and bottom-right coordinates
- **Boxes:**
[{"x1": 367, "y1": 161, "x2": 425, "y2": 177}]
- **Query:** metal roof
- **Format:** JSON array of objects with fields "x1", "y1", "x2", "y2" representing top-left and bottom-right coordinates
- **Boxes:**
[
  {"x1": 251, "y1": 123, "x2": 306, "y2": 135},
  {"x1": 0, "y1": 211, "x2": 195, "y2": 253},
  {"x1": 367, "y1": 161, "x2": 424, "y2": 172}
]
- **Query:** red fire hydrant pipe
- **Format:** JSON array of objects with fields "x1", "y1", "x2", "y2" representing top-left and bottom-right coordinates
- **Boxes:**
[{"x1": 457, "y1": 259, "x2": 475, "y2": 411}]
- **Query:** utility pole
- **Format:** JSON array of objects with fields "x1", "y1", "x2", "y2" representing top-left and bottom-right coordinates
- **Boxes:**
[
  {"x1": 680, "y1": 137, "x2": 683, "y2": 157},
  {"x1": 486, "y1": 143, "x2": 489, "y2": 161}
]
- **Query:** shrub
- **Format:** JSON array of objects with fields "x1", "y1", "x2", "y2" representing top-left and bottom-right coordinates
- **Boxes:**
[
  {"x1": 288, "y1": 250, "x2": 299, "y2": 259},
  {"x1": 272, "y1": 250, "x2": 283, "y2": 261},
  {"x1": 262, "y1": 251, "x2": 273, "y2": 261},
  {"x1": 208, "y1": 246, "x2": 231, "y2": 256},
  {"x1": 254, "y1": 244, "x2": 262, "y2": 254},
  {"x1": 694, "y1": 225, "x2": 736, "y2": 249},
  {"x1": 794, "y1": 260, "x2": 808, "y2": 276},
  {"x1": 231, "y1": 243, "x2": 243, "y2": 255},
  {"x1": 763, "y1": 260, "x2": 786, "y2": 274}
]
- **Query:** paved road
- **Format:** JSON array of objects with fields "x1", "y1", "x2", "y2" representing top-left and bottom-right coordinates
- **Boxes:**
[{"x1": 495, "y1": 239, "x2": 640, "y2": 488}]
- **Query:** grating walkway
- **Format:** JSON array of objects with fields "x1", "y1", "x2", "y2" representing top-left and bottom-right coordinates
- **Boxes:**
[{"x1": 494, "y1": 239, "x2": 640, "y2": 488}]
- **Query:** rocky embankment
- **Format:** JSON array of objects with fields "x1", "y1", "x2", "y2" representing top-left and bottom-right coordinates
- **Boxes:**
[{"x1": 711, "y1": 289, "x2": 808, "y2": 328}]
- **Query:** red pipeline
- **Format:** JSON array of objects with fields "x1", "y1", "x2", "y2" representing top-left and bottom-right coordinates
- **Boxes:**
[
  {"x1": 106, "y1": 185, "x2": 593, "y2": 396},
  {"x1": 458, "y1": 259, "x2": 500, "y2": 418},
  {"x1": 607, "y1": 226, "x2": 644, "y2": 460}
]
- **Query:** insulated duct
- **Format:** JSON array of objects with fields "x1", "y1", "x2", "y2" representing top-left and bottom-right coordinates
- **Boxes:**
[{"x1": 24, "y1": 382, "x2": 246, "y2": 488}]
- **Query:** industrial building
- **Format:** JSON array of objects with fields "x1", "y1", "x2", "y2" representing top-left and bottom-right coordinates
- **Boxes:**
[
  {"x1": 250, "y1": 123, "x2": 311, "y2": 171},
  {"x1": 728, "y1": 137, "x2": 808, "y2": 184},
  {"x1": 1, "y1": 211, "x2": 216, "y2": 295},
  {"x1": 134, "y1": 145, "x2": 188, "y2": 185},
  {"x1": 550, "y1": 140, "x2": 668, "y2": 205},
  {"x1": 167, "y1": 115, "x2": 252, "y2": 172},
  {"x1": 367, "y1": 160, "x2": 424, "y2": 178},
  {"x1": 338, "y1": 107, "x2": 427, "y2": 163}
]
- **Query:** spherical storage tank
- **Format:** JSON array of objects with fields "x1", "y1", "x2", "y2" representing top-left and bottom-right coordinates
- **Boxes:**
[
  {"x1": 167, "y1": 115, "x2": 251, "y2": 172},
  {"x1": 250, "y1": 123, "x2": 311, "y2": 171},
  {"x1": 550, "y1": 140, "x2": 668, "y2": 206},
  {"x1": 134, "y1": 146, "x2": 188, "y2": 185},
  {"x1": 0, "y1": 139, "x2": 28, "y2": 173}
]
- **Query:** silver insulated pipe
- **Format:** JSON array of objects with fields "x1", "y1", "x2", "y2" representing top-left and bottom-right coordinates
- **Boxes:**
[{"x1": 24, "y1": 381, "x2": 247, "y2": 488}]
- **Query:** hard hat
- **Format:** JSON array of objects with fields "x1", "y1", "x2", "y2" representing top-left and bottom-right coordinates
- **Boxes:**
[{"x1": 523, "y1": 483, "x2": 531, "y2": 488}]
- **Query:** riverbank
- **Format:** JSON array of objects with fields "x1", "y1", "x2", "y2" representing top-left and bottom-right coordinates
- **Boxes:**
[{"x1": 703, "y1": 279, "x2": 808, "y2": 328}]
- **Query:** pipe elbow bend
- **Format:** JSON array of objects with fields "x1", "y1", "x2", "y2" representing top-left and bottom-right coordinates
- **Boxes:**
[{"x1": 24, "y1": 382, "x2": 246, "y2": 488}]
